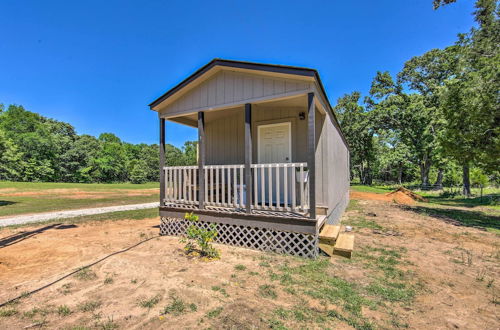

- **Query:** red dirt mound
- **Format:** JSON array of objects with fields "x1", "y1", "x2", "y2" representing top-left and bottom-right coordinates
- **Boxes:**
[{"x1": 350, "y1": 187, "x2": 427, "y2": 206}]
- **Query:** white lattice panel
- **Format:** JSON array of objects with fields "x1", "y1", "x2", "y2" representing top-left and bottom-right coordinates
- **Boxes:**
[{"x1": 160, "y1": 217, "x2": 318, "y2": 258}]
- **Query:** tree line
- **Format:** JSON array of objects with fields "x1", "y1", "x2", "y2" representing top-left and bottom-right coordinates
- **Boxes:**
[
  {"x1": 335, "y1": 0, "x2": 499, "y2": 195},
  {"x1": 0, "y1": 104, "x2": 197, "y2": 183}
]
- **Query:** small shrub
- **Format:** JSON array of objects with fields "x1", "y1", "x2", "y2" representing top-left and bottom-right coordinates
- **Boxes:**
[
  {"x1": 78, "y1": 300, "x2": 101, "y2": 313},
  {"x1": 205, "y1": 307, "x2": 223, "y2": 318},
  {"x1": 57, "y1": 305, "x2": 71, "y2": 316},
  {"x1": 188, "y1": 303, "x2": 197, "y2": 312},
  {"x1": 259, "y1": 284, "x2": 278, "y2": 299},
  {"x1": 180, "y1": 212, "x2": 220, "y2": 259},
  {"x1": 138, "y1": 294, "x2": 161, "y2": 309},
  {"x1": 211, "y1": 286, "x2": 229, "y2": 297},
  {"x1": 104, "y1": 277, "x2": 114, "y2": 285},
  {"x1": 74, "y1": 268, "x2": 97, "y2": 281},
  {"x1": 234, "y1": 264, "x2": 246, "y2": 271},
  {"x1": 0, "y1": 308, "x2": 18, "y2": 317},
  {"x1": 162, "y1": 296, "x2": 186, "y2": 316}
]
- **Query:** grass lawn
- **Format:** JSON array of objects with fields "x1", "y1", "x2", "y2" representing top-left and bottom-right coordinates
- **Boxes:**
[
  {"x1": 0, "y1": 181, "x2": 159, "y2": 217},
  {"x1": 350, "y1": 184, "x2": 395, "y2": 194},
  {"x1": 1, "y1": 207, "x2": 159, "y2": 230},
  {"x1": 351, "y1": 183, "x2": 500, "y2": 234}
]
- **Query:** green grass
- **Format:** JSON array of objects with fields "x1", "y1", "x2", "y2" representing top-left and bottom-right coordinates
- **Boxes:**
[
  {"x1": 211, "y1": 286, "x2": 229, "y2": 297},
  {"x1": 0, "y1": 181, "x2": 159, "y2": 217},
  {"x1": 78, "y1": 300, "x2": 101, "y2": 313},
  {"x1": 138, "y1": 294, "x2": 161, "y2": 309},
  {"x1": 74, "y1": 268, "x2": 97, "y2": 281},
  {"x1": 162, "y1": 296, "x2": 189, "y2": 316},
  {"x1": 409, "y1": 204, "x2": 500, "y2": 233},
  {"x1": 205, "y1": 307, "x2": 223, "y2": 319},
  {"x1": 57, "y1": 305, "x2": 71, "y2": 316},
  {"x1": 0, "y1": 308, "x2": 18, "y2": 317},
  {"x1": 1, "y1": 207, "x2": 159, "y2": 230},
  {"x1": 350, "y1": 184, "x2": 394, "y2": 194},
  {"x1": 0, "y1": 181, "x2": 158, "y2": 191}
]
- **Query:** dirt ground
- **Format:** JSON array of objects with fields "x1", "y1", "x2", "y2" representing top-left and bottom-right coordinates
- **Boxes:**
[
  {"x1": 0, "y1": 188, "x2": 159, "y2": 200},
  {"x1": 0, "y1": 193, "x2": 498, "y2": 329}
]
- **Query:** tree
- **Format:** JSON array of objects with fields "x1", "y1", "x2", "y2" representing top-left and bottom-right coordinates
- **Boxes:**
[
  {"x1": 91, "y1": 133, "x2": 128, "y2": 182},
  {"x1": 437, "y1": 0, "x2": 500, "y2": 195},
  {"x1": 433, "y1": 0, "x2": 457, "y2": 9},
  {"x1": 334, "y1": 92, "x2": 375, "y2": 184},
  {"x1": 130, "y1": 160, "x2": 148, "y2": 184},
  {"x1": 368, "y1": 72, "x2": 438, "y2": 186},
  {"x1": 0, "y1": 129, "x2": 23, "y2": 180}
]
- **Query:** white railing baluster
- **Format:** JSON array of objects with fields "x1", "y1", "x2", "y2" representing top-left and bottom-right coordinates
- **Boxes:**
[
  {"x1": 269, "y1": 165, "x2": 273, "y2": 210},
  {"x1": 239, "y1": 166, "x2": 244, "y2": 208},
  {"x1": 233, "y1": 166, "x2": 237, "y2": 207},
  {"x1": 253, "y1": 166, "x2": 258, "y2": 209},
  {"x1": 299, "y1": 164, "x2": 305, "y2": 212},
  {"x1": 283, "y1": 165, "x2": 288, "y2": 211},
  {"x1": 261, "y1": 165, "x2": 265, "y2": 208},
  {"x1": 221, "y1": 167, "x2": 226, "y2": 206},
  {"x1": 163, "y1": 163, "x2": 307, "y2": 214},
  {"x1": 276, "y1": 164, "x2": 280, "y2": 210},
  {"x1": 215, "y1": 167, "x2": 220, "y2": 206}
]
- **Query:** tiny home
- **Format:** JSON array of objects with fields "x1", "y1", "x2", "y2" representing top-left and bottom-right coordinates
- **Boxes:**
[{"x1": 150, "y1": 59, "x2": 349, "y2": 258}]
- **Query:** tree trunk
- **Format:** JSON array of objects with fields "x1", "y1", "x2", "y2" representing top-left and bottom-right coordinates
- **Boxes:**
[
  {"x1": 397, "y1": 165, "x2": 403, "y2": 185},
  {"x1": 462, "y1": 165, "x2": 471, "y2": 197},
  {"x1": 434, "y1": 168, "x2": 444, "y2": 189},
  {"x1": 420, "y1": 161, "x2": 431, "y2": 187}
]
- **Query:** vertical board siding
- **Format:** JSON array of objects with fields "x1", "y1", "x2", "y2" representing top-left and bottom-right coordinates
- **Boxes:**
[{"x1": 162, "y1": 71, "x2": 311, "y2": 117}]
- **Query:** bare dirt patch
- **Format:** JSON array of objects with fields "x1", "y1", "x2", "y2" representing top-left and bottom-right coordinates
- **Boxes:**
[
  {"x1": 351, "y1": 189, "x2": 426, "y2": 206},
  {"x1": 0, "y1": 198, "x2": 498, "y2": 329}
]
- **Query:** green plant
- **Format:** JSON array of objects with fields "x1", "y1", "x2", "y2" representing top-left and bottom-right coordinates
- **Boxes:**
[
  {"x1": 0, "y1": 308, "x2": 18, "y2": 317},
  {"x1": 138, "y1": 294, "x2": 161, "y2": 309},
  {"x1": 234, "y1": 264, "x2": 246, "y2": 271},
  {"x1": 181, "y1": 212, "x2": 220, "y2": 259},
  {"x1": 74, "y1": 267, "x2": 97, "y2": 281},
  {"x1": 259, "y1": 284, "x2": 278, "y2": 299},
  {"x1": 57, "y1": 305, "x2": 71, "y2": 316},
  {"x1": 205, "y1": 307, "x2": 223, "y2": 318},
  {"x1": 78, "y1": 300, "x2": 101, "y2": 313},
  {"x1": 211, "y1": 286, "x2": 229, "y2": 297},
  {"x1": 162, "y1": 296, "x2": 187, "y2": 316}
]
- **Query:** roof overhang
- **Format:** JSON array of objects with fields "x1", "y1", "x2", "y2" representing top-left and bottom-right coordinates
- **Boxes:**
[{"x1": 149, "y1": 59, "x2": 349, "y2": 150}]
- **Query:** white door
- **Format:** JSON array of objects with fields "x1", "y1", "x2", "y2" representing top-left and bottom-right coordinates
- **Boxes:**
[{"x1": 257, "y1": 122, "x2": 292, "y2": 205}]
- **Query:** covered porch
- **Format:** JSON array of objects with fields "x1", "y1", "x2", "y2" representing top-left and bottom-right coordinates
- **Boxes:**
[{"x1": 158, "y1": 91, "x2": 323, "y2": 233}]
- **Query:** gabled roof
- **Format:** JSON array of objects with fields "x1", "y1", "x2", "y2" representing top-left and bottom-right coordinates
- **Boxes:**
[
  {"x1": 149, "y1": 59, "x2": 349, "y2": 149},
  {"x1": 150, "y1": 59, "x2": 322, "y2": 108}
]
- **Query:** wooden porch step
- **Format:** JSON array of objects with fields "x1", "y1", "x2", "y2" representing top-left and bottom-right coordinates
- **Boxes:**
[
  {"x1": 319, "y1": 224, "x2": 341, "y2": 243},
  {"x1": 318, "y1": 224, "x2": 341, "y2": 257},
  {"x1": 333, "y1": 233, "x2": 355, "y2": 258}
]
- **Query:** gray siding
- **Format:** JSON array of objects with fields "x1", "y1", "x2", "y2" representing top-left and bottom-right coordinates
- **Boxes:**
[
  {"x1": 205, "y1": 105, "x2": 308, "y2": 165},
  {"x1": 204, "y1": 103, "x2": 350, "y2": 224},
  {"x1": 316, "y1": 111, "x2": 350, "y2": 224},
  {"x1": 161, "y1": 70, "x2": 311, "y2": 117}
]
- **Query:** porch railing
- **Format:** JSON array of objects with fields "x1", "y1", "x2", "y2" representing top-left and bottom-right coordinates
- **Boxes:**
[{"x1": 163, "y1": 163, "x2": 309, "y2": 213}]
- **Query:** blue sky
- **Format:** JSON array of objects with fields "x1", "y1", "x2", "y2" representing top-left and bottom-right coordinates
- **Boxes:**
[{"x1": 0, "y1": 0, "x2": 475, "y2": 148}]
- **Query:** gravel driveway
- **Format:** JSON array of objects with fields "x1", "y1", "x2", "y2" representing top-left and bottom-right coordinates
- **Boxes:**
[{"x1": 0, "y1": 202, "x2": 159, "y2": 227}]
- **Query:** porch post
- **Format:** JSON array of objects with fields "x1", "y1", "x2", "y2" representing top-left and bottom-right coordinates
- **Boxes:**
[
  {"x1": 307, "y1": 92, "x2": 316, "y2": 220},
  {"x1": 244, "y1": 103, "x2": 252, "y2": 213},
  {"x1": 198, "y1": 111, "x2": 206, "y2": 209},
  {"x1": 159, "y1": 118, "x2": 166, "y2": 205}
]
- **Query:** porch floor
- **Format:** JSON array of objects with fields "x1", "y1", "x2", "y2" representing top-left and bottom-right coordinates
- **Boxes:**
[{"x1": 163, "y1": 202, "x2": 310, "y2": 219}]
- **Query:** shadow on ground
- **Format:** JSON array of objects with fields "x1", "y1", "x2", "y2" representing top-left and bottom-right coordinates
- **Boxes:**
[
  {"x1": 424, "y1": 194, "x2": 499, "y2": 209},
  {"x1": 0, "y1": 224, "x2": 78, "y2": 248},
  {"x1": 0, "y1": 200, "x2": 16, "y2": 207},
  {"x1": 401, "y1": 204, "x2": 500, "y2": 231}
]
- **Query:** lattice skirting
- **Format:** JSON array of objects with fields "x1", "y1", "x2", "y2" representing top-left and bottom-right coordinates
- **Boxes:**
[{"x1": 160, "y1": 217, "x2": 318, "y2": 258}]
